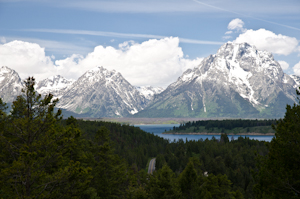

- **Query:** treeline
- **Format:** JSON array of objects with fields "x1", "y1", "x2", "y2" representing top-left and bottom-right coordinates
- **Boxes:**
[
  {"x1": 71, "y1": 121, "x2": 268, "y2": 198},
  {"x1": 172, "y1": 119, "x2": 277, "y2": 131},
  {"x1": 74, "y1": 120, "x2": 169, "y2": 170},
  {"x1": 155, "y1": 135, "x2": 268, "y2": 198}
]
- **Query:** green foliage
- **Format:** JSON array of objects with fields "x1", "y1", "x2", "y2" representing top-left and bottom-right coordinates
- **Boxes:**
[
  {"x1": 0, "y1": 77, "x2": 91, "y2": 198},
  {"x1": 178, "y1": 159, "x2": 199, "y2": 198},
  {"x1": 76, "y1": 120, "x2": 169, "y2": 170},
  {"x1": 147, "y1": 164, "x2": 181, "y2": 199},
  {"x1": 170, "y1": 119, "x2": 276, "y2": 134},
  {"x1": 73, "y1": 119, "x2": 260, "y2": 198},
  {"x1": 177, "y1": 158, "x2": 242, "y2": 199},
  {"x1": 89, "y1": 126, "x2": 128, "y2": 198},
  {"x1": 155, "y1": 154, "x2": 166, "y2": 170},
  {"x1": 254, "y1": 88, "x2": 300, "y2": 198}
]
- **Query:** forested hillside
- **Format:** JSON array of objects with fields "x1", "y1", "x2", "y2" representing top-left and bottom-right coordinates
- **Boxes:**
[
  {"x1": 168, "y1": 119, "x2": 276, "y2": 134},
  {"x1": 0, "y1": 77, "x2": 299, "y2": 198}
]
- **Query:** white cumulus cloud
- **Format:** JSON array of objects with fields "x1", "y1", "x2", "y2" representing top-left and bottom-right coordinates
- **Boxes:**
[
  {"x1": 293, "y1": 61, "x2": 300, "y2": 76},
  {"x1": 227, "y1": 18, "x2": 246, "y2": 32},
  {"x1": 0, "y1": 40, "x2": 57, "y2": 81},
  {"x1": 277, "y1": 61, "x2": 289, "y2": 70},
  {"x1": 0, "y1": 38, "x2": 203, "y2": 87},
  {"x1": 56, "y1": 37, "x2": 203, "y2": 87},
  {"x1": 234, "y1": 29, "x2": 299, "y2": 56}
]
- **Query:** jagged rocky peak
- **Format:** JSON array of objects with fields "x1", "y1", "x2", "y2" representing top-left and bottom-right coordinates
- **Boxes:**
[
  {"x1": 290, "y1": 75, "x2": 300, "y2": 87},
  {"x1": 36, "y1": 75, "x2": 74, "y2": 90},
  {"x1": 35, "y1": 75, "x2": 74, "y2": 98},
  {"x1": 0, "y1": 66, "x2": 23, "y2": 102},
  {"x1": 57, "y1": 66, "x2": 147, "y2": 117},
  {"x1": 80, "y1": 66, "x2": 118, "y2": 83},
  {"x1": 135, "y1": 42, "x2": 299, "y2": 118},
  {"x1": 178, "y1": 42, "x2": 289, "y2": 105},
  {"x1": 136, "y1": 86, "x2": 164, "y2": 100},
  {"x1": 0, "y1": 66, "x2": 21, "y2": 81},
  {"x1": 200, "y1": 42, "x2": 278, "y2": 74}
]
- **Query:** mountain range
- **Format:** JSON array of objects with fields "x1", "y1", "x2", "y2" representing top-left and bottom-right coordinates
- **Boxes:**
[
  {"x1": 135, "y1": 42, "x2": 300, "y2": 118},
  {"x1": 0, "y1": 66, "x2": 163, "y2": 117},
  {"x1": 1, "y1": 42, "x2": 299, "y2": 118}
]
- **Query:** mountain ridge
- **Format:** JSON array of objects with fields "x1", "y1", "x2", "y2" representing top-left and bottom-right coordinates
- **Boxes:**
[
  {"x1": 56, "y1": 66, "x2": 148, "y2": 117},
  {"x1": 134, "y1": 42, "x2": 300, "y2": 118},
  {"x1": 1, "y1": 42, "x2": 300, "y2": 118}
]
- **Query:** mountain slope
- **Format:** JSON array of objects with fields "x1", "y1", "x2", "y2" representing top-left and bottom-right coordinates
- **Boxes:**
[
  {"x1": 134, "y1": 42, "x2": 298, "y2": 118},
  {"x1": 290, "y1": 75, "x2": 300, "y2": 88},
  {"x1": 36, "y1": 75, "x2": 74, "y2": 99},
  {"x1": 136, "y1": 86, "x2": 164, "y2": 100},
  {"x1": 57, "y1": 66, "x2": 147, "y2": 117},
  {"x1": 0, "y1": 66, "x2": 23, "y2": 103}
]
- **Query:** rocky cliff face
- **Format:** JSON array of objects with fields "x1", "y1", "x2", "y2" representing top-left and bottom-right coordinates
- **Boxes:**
[
  {"x1": 57, "y1": 66, "x2": 147, "y2": 117},
  {"x1": 290, "y1": 75, "x2": 300, "y2": 88},
  {"x1": 36, "y1": 75, "x2": 74, "y2": 99},
  {"x1": 136, "y1": 86, "x2": 164, "y2": 100},
  {"x1": 0, "y1": 66, "x2": 23, "y2": 103},
  {"x1": 135, "y1": 42, "x2": 299, "y2": 118}
]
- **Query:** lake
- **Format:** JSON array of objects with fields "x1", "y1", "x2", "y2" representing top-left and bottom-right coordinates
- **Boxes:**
[{"x1": 135, "y1": 124, "x2": 274, "y2": 142}]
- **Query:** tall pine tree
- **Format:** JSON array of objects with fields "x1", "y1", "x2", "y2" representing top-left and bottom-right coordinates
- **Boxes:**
[
  {"x1": 254, "y1": 88, "x2": 300, "y2": 198},
  {"x1": 0, "y1": 77, "x2": 91, "y2": 198}
]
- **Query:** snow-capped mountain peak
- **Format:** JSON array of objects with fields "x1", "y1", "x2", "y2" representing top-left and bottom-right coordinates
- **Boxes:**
[
  {"x1": 181, "y1": 42, "x2": 286, "y2": 106},
  {"x1": 82, "y1": 66, "x2": 118, "y2": 83},
  {"x1": 35, "y1": 75, "x2": 74, "y2": 98},
  {"x1": 2, "y1": 42, "x2": 300, "y2": 119},
  {"x1": 136, "y1": 86, "x2": 164, "y2": 100},
  {"x1": 0, "y1": 66, "x2": 23, "y2": 102},
  {"x1": 135, "y1": 42, "x2": 300, "y2": 118},
  {"x1": 57, "y1": 66, "x2": 147, "y2": 117}
]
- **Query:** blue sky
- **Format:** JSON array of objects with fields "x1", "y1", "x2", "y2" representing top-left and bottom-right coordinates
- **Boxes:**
[{"x1": 0, "y1": 0, "x2": 300, "y2": 87}]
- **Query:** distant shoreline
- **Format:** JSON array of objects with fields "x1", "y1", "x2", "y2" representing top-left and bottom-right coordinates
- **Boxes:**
[
  {"x1": 79, "y1": 117, "x2": 266, "y2": 125},
  {"x1": 80, "y1": 117, "x2": 217, "y2": 125},
  {"x1": 162, "y1": 132, "x2": 275, "y2": 136}
]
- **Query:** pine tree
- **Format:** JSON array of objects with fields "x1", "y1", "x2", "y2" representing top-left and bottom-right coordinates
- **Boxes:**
[
  {"x1": 0, "y1": 77, "x2": 91, "y2": 198},
  {"x1": 90, "y1": 126, "x2": 128, "y2": 198},
  {"x1": 178, "y1": 158, "x2": 200, "y2": 199},
  {"x1": 147, "y1": 164, "x2": 181, "y2": 199},
  {"x1": 254, "y1": 88, "x2": 300, "y2": 198}
]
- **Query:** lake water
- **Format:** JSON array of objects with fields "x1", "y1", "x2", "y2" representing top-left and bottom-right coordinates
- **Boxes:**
[{"x1": 135, "y1": 124, "x2": 274, "y2": 142}]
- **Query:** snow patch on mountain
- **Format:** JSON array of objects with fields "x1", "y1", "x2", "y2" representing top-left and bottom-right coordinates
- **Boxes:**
[
  {"x1": 290, "y1": 75, "x2": 300, "y2": 88},
  {"x1": 136, "y1": 86, "x2": 164, "y2": 100},
  {"x1": 36, "y1": 75, "x2": 74, "y2": 98},
  {"x1": 0, "y1": 66, "x2": 23, "y2": 102},
  {"x1": 185, "y1": 42, "x2": 291, "y2": 107},
  {"x1": 136, "y1": 42, "x2": 299, "y2": 118},
  {"x1": 57, "y1": 66, "x2": 147, "y2": 117}
]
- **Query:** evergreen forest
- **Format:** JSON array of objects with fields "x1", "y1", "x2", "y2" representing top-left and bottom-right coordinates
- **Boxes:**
[
  {"x1": 169, "y1": 119, "x2": 277, "y2": 134},
  {"x1": 0, "y1": 77, "x2": 299, "y2": 198}
]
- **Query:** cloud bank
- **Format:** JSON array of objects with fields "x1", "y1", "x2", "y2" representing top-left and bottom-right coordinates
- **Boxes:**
[
  {"x1": 224, "y1": 19, "x2": 299, "y2": 56},
  {"x1": 234, "y1": 29, "x2": 298, "y2": 56},
  {"x1": 0, "y1": 41, "x2": 56, "y2": 81},
  {"x1": 0, "y1": 37, "x2": 203, "y2": 87}
]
